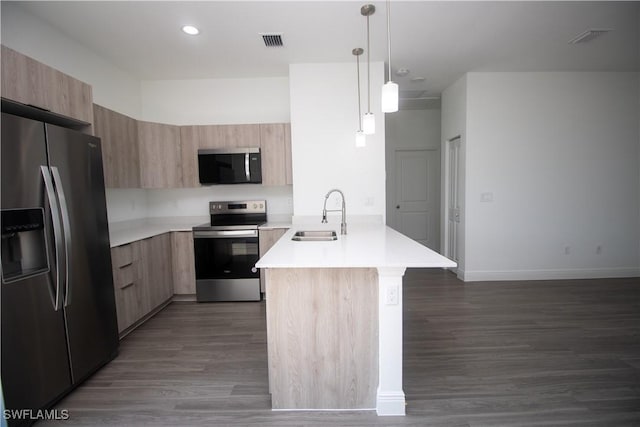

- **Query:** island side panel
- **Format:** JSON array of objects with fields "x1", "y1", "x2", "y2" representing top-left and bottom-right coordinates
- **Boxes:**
[{"x1": 266, "y1": 268, "x2": 378, "y2": 410}]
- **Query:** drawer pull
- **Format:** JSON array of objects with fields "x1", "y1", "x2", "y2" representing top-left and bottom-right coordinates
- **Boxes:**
[
  {"x1": 120, "y1": 281, "x2": 135, "y2": 290},
  {"x1": 119, "y1": 261, "x2": 133, "y2": 269}
]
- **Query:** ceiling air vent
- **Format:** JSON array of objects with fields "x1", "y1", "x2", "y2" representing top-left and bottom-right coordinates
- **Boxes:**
[
  {"x1": 261, "y1": 33, "x2": 284, "y2": 47},
  {"x1": 568, "y1": 28, "x2": 612, "y2": 44}
]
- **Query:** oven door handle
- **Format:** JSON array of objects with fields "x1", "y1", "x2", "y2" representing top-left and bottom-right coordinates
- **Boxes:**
[{"x1": 194, "y1": 229, "x2": 258, "y2": 238}]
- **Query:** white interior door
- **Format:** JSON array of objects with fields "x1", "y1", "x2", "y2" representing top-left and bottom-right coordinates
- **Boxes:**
[
  {"x1": 446, "y1": 137, "x2": 461, "y2": 262},
  {"x1": 394, "y1": 149, "x2": 440, "y2": 249}
]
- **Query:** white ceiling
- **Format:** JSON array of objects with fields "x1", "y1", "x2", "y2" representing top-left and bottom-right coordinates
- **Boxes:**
[{"x1": 9, "y1": 1, "x2": 640, "y2": 99}]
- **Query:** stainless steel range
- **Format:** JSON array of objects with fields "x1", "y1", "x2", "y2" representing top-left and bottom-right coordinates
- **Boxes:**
[{"x1": 192, "y1": 200, "x2": 266, "y2": 302}]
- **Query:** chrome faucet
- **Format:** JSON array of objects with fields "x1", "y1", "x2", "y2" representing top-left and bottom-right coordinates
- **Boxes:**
[{"x1": 322, "y1": 189, "x2": 347, "y2": 235}]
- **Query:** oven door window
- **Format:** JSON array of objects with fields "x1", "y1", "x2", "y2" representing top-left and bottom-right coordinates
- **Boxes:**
[{"x1": 194, "y1": 236, "x2": 259, "y2": 280}]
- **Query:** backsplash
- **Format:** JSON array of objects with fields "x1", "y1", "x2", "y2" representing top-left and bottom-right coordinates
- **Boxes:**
[{"x1": 106, "y1": 186, "x2": 293, "y2": 223}]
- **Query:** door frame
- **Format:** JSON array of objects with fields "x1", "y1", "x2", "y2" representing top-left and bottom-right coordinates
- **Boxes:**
[{"x1": 442, "y1": 135, "x2": 461, "y2": 269}]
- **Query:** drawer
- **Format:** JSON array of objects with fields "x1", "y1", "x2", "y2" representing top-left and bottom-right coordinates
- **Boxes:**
[
  {"x1": 111, "y1": 242, "x2": 140, "y2": 268},
  {"x1": 115, "y1": 263, "x2": 136, "y2": 290}
]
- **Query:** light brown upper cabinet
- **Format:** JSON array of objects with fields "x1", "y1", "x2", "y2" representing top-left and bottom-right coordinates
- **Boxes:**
[
  {"x1": 284, "y1": 123, "x2": 293, "y2": 185},
  {"x1": 179, "y1": 126, "x2": 200, "y2": 188},
  {"x1": 218, "y1": 124, "x2": 261, "y2": 148},
  {"x1": 1, "y1": 45, "x2": 93, "y2": 125},
  {"x1": 260, "y1": 123, "x2": 293, "y2": 186},
  {"x1": 138, "y1": 121, "x2": 182, "y2": 188},
  {"x1": 93, "y1": 104, "x2": 140, "y2": 188}
]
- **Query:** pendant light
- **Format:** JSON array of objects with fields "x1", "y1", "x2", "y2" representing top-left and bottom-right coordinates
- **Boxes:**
[
  {"x1": 382, "y1": 0, "x2": 399, "y2": 113},
  {"x1": 361, "y1": 4, "x2": 376, "y2": 135},
  {"x1": 353, "y1": 48, "x2": 366, "y2": 147}
]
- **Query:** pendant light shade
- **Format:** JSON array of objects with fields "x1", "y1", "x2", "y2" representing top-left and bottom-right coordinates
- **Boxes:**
[
  {"x1": 382, "y1": 81, "x2": 399, "y2": 113},
  {"x1": 362, "y1": 112, "x2": 375, "y2": 135},
  {"x1": 382, "y1": 0, "x2": 399, "y2": 113},
  {"x1": 355, "y1": 130, "x2": 366, "y2": 147},
  {"x1": 361, "y1": 4, "x2": 376, "y2": 135}
]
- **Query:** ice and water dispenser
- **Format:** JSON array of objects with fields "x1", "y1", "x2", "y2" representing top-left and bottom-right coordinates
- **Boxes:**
[{"x1": 1, "y1": 208, "x2": 49, "y2": 283}]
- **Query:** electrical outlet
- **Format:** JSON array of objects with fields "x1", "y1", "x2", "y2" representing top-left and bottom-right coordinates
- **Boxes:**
[{"x1": 385, "y1": 284, "x2": 399, "y2": 305}]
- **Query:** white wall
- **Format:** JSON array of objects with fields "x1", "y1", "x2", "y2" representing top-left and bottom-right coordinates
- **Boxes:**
[
  {"x1": 289, "y1": 62, "x2": 386, "y2": 223},
  {"x1": 463, "y1": 72, "x2": 639, "y2": 280},
  {"x1": 145, "y1": 186, "x2": 293, "y2": 218},
  {"x1": 105, "y1": 189, "x2": 149, "y2": 223},
  {"x1": 140, "y1": 78, "x2": 290, "y2": 125},
  {"x1": 0, "y1": 2, "x2": 141, "y2": 117},
  {"x1": 441, "y1": 75, "x2": 468, "y2": 275}
]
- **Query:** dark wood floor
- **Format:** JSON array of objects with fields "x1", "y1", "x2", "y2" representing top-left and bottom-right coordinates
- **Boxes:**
[{"x1": 44, "y1": 270, "x2": 640, "y2": 426}]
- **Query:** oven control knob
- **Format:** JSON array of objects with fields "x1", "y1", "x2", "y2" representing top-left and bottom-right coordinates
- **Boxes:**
[
  {"x1": 251, "y1": 267, "x2": 257, "y2": 273},
  {"x1": 253, "y1": 203, "x2": 257, "y2": 209}
]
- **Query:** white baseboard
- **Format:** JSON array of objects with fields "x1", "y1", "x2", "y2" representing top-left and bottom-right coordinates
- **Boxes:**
[
  {"x1": 376, "y1": 391, "x2": 406, "y2": 416},
  {"x1": 461, "y1": 267, "x2": 640, "y2": 282}
]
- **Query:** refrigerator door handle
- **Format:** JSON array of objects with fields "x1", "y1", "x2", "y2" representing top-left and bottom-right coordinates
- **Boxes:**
[
  {"x1": 51, "y1": 166, "x2": 72, "y2": 308},
  {"x1": 40, "y1": 166, "x2": 63, "y2": 311}
]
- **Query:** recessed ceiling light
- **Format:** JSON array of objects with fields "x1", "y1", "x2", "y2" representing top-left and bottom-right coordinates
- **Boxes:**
[
  {"x1": 182, "y1": 25, "x2": 200, "y2": 36},
  {"x1": 395, "y1": 68, "x2": 410, "y2": 77}
]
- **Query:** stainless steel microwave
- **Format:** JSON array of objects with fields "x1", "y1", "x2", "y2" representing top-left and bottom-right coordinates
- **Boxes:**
[{"x1": 197, "y1": 148, "x2": 262, "y2": 185}]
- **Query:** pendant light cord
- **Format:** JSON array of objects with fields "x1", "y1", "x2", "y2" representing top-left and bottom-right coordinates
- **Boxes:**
[
  {"x1": 386, "y1": 0, "x2": 392, "y2": 80},
  {"x1": 366, "y1": 14, "x2": 371, "y2": 114},
  {"x1": 356, "y1": 54, "x2": 362, "y2": 131}
]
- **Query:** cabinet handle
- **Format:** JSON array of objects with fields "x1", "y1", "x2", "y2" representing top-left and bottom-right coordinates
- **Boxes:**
[
  {"x1": 120, "y1": 281, "x2": 135, "y2": 290},
  {"x1": 118, "y1": 261, "x2": 133, "y2": 269}
]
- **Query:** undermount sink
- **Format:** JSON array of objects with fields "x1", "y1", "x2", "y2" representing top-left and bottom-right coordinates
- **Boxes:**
[{"x1": 291, "y1": 230, "x2": 338, "y2": 242}]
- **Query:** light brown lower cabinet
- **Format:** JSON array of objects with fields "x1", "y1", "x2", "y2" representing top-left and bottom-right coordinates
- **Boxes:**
[
  {"x1": 171, "y1": 232, "x2": 196, "y2": 295},
  {"x1": 142, "y1": 233, "x2": 174, "y2": 309},
  {"x1": 110, "y1": 233, "x2": 173, "y2": 335},
  {"x1": 111, "y1": 241, "x2": 143, "y2": 333},
  {"x1": 258, "y1": 228, "x2": 288, "y2": 293}
]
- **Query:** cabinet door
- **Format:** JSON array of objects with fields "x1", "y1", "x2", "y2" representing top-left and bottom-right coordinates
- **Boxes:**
[
  {"x1": 138, "y1": 121, "x2": 182, "y2": 188},
  {"x1": 179, "y1": 126, "x2": 200, "y2": 187},
  {"x1": 93, "y1": 104, "x2": 140, "y2": 188},
  {"x1": 171, "y1": 232, "x2": 196, "y2": 295},
  {"x1": 260, "y1": 124, "x2": 287, "y2": 186},
  {"x1": 259, "y1": 228, "x2": 287, "y2": 293},
  {"x1": 141, "y1": 234, "x2": 173, "y2": 310},
  {"x1": 111, "y1": 242, "x2": 143, "y2": 333},
  {"x1": 284, "y1": 123, "x2": 293, "y2": 185},
  {"x1": 218, "y1": 124, "x2": 261, "y2": 148},
  {"x1": 1, "y1": 45, "x2": 92, "y2": 124}
]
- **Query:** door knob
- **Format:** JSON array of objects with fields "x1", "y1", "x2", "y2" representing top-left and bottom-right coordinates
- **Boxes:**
[{"x1": 396, "y1": 205, "x2": 400, "y2": 209}]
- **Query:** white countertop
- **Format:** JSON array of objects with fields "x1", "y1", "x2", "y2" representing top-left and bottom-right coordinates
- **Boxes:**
[
  {"x1": 258, "y1": 214, "x2": 293, "y2": 230},
  {"x1": 255, "y1": 223, "x2": 457, "y2": 269},
  {"x1": 109, "y1": 214, "x2": 292, "y2": 247},
  {"x1": 109, "y1": 216, "x2": 207, "y2": 247}
]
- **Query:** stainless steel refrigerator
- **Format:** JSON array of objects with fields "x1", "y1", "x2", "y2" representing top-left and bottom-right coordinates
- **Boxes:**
[{"x1": 1, "y1": 112, "x2": 119, "y2": 426}]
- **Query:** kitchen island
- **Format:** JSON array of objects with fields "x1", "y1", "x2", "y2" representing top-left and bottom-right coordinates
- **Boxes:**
[{"x1": 255, "y1": 223, "x2": 456, "y2": 416}]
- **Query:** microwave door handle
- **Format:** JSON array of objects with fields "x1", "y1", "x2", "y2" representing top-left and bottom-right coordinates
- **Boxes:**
[
  {"x1": 51, "y1": 167, "x2": 72, "y2": 308},
  {"x1": 40, "y1": 166, "x2": 63, "y2": 311},
  {"x1": 245, "y1": 152, "x2": 251, "y2": 182}
]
